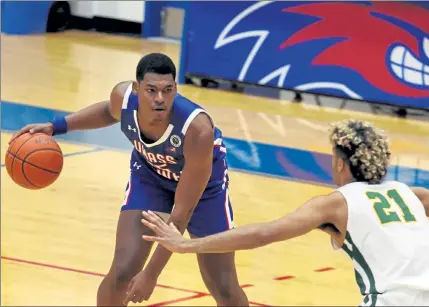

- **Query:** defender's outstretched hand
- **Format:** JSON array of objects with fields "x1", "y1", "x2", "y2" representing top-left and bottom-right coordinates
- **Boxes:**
[{"x1": 141, "y1": 211, "x2": 190, "y2": 253}]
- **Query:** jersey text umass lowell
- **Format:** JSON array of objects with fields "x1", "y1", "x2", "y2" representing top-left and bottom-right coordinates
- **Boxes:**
[{"x1": 120, "y1": 84, "x2": 227, "y2": 190}]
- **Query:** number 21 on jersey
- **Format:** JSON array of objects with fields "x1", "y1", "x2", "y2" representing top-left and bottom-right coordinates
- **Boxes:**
[{"x1": 366, "y1": 189, "x2": 416, "y2": 224}]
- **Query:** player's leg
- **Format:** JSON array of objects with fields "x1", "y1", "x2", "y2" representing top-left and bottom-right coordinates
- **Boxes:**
[
  {"x1": 97, "y1": 210, "x2": 154, "y2": 306},
  {"x1": 193, "y1": 247, "x2": 248, "y2": 306},
  {"x1": 97, "y1": 173, "x2": 173, "y2": 306},
  {"x1": 187, "y1": 188, "x2": 249, "y2": 306}
]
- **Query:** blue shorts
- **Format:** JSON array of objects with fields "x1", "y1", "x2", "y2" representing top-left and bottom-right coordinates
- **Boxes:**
[{"x1": 120, "y1": 172, "x2": 234, "y2": 238}]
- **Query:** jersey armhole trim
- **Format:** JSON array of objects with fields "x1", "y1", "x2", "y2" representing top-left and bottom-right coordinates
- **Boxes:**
[
  {"x1": 181, "y1": 109, "x2": 211, "y2": 135},
  {"x1": 122, "y1": 83, "x2": 133, "y2": 110},
  {"x1": 335, "y1": 188, "x2": 351, "y2": 249}
]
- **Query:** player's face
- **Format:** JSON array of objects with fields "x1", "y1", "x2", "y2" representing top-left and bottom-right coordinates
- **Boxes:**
[{"x1": 137, "y1": 73, "x2": 177, "y2": 122}]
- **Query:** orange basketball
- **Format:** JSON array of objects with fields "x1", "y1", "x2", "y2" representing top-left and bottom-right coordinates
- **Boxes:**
[{"x1": 5, "y1": 133, "x2": 64, "y2": 190}]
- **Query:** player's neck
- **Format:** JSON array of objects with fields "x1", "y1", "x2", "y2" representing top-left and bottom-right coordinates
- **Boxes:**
[
  {"x1": 137, "y1": 110, "x2": 172, "y2": 140},
  {"x1": 339, "y1": 175, "x2": 356, "y2": 187},
  {"x1": 138, "y1": 107, "x2": 170, "y2": 123}
]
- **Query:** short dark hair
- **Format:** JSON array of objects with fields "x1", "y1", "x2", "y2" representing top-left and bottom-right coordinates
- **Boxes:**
[{"x1": 136, "y1": 53, "x2": 176, "y2": 82}]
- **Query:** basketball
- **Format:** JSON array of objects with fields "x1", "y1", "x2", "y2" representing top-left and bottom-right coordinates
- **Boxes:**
[{"x1": 5, "y1": 133, "x2": 64, "y2": 190}]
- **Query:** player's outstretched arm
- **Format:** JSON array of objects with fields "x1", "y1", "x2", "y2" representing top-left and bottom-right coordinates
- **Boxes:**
[
  {"x1": 9, "y1": 81, "x2": 129, "y2": 144},
  {"x1": 61, "y1": 81, "x2": 127, "y2": 131},
  {"x1": 411, "y1": 187, "x2": 429, "y2": 217},
  {"x1": 142, "y1": 192, "x2": 345, "y2": 254}
]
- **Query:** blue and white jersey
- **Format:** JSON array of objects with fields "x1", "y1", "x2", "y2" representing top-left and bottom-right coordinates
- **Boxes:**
[{"x1": 120, "y1": 84, "x2": 229, "y2": 195}]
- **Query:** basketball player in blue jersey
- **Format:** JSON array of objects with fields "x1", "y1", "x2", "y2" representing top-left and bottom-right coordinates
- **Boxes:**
[{"x1": 9, "y1": 53, "x2": 249, "y2": 306}]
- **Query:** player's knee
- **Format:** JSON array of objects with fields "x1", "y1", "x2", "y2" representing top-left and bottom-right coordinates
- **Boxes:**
[
  {"x1": 115, "y1": 263, "x2": 138, "y2": 286},
  {"x1": 211, "y1": 276, "x2": 243, "y2": 305},
  {"x1": 217, "y1": 285, "x2": 234, "y2": 303},
  {"x1": 108, "y1": 257, "x2": 142, "y2": 288},
  {"x1": 214, "y1": 288, "x2": 242, "y2": 305}
]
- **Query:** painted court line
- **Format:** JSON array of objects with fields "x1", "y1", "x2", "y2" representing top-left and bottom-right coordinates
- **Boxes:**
[
  {"x1": 62, "y1": 147, "x2": 104, "y2": 158},
  {"x1": 1, "y1": 256, "x2": 200, "y2": 295},
  {"x1": 1, "y1": 128, "x2": 132, "y2": 154},
  {"x1": 1, "y1": 147, "x2": 104, "y2": 168},
  {"x1": 273, "y1": 275, "x2": 295, "y2": 281},
  {"x1": 1, "y1": 256, "x2": 269, "y2": 306},
  {"x1": 314, "y1": 267, "x2": 335, "y2": 272}
]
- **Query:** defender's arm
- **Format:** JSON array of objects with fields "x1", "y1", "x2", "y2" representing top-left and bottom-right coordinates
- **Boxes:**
[{"x1": 142, "y1": 192, "x2": 346, "y2": 254}]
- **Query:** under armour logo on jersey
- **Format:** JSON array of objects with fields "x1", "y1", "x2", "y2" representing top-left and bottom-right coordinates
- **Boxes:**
[
  {"x1": 133, "y1": 162, "x2": 141, "y2": 170},
  {"x1": 170, "y1": 135, "x2": 181, "y2": 147},
  {"x1": 128, "y1": 125, "x2": 136, "y2": 132}
]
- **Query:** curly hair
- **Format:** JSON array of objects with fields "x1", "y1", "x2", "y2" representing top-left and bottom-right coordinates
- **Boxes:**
[{"x1": 329, "y1": 119, "x2": 391, "y2": 184}]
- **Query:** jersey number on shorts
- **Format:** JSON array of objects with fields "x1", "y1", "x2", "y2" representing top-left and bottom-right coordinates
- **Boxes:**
[{"x1": 366, "y1": 189, "x2": 416, "y2": 224}]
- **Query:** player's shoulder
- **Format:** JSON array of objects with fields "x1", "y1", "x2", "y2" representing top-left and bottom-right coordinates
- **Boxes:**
[
  {"x1": 319, "y1": 191, "x2": 347, "y2": 210},
  {"x1": 108, "y1": 81, "x2": 134, "y2": 120},
  {"x1": 111, "y1": 81, "x2": 134, "y2": 100},
  {"x1": 189, "y1": 112, "x2": 213, "y2": 133},
  {"x1": 174, "y1": 92, "x2": 212, "y2": 132},
  {"x1": 182, "y1": 107, "x2": 214, "y2": 145},
  {"x1": 182, "y1": 113, "x2": 214, "y2": 156},
  {"x1": 337, "y1": 180, "x2": 410, "y2": 199},
  {"x1": 368, "y1": 180, "x2": 410, "y2": 191}
]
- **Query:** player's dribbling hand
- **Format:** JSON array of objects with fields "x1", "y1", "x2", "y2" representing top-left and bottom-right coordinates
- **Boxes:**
[
  {"x1": 123, "y1": 270, "x2": 157, "y2": 305},
  {"x1": 141, "y1": 211, "x2": 189, "y2": 253},
  {"x1": 9, "y1": 123, "x2": 54, "y2": 144}
]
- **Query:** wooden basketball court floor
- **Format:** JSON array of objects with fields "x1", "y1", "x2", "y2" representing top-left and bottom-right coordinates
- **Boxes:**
[{"x1": 2, "y1": 31, "x2": 429, "y2": 306}]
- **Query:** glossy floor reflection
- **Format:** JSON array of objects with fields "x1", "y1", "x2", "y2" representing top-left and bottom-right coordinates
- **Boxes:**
[{"x1": 1, "y1": 31, "x2": 429, "y2": 306}]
